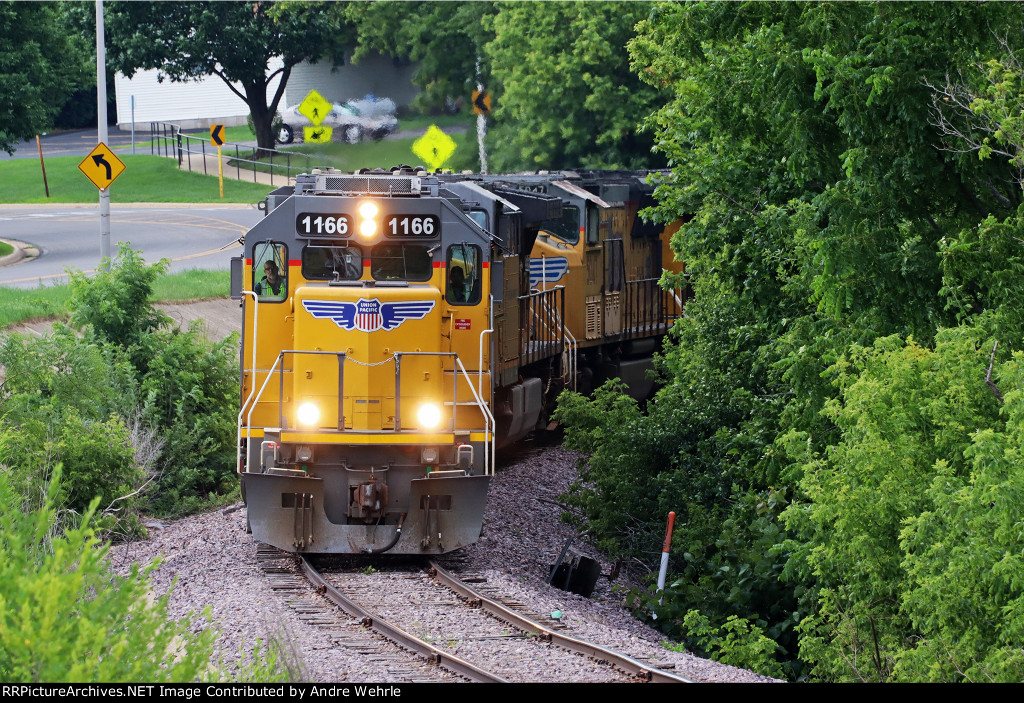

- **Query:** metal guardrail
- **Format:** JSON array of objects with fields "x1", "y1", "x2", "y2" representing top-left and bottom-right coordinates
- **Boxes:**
[{"x1": 148, "y1": 121, "x2": 313, "y2": 185}]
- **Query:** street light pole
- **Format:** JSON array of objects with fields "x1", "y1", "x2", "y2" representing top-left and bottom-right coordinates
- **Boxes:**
[{"x1": 96, "y1": 0, "x2": 111, "y2": 268}]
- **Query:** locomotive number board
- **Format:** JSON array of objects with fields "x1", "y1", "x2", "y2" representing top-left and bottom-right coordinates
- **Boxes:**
[
  {"x1": 385, "y1": 214, "x2": 439, "y2": 237},
  {"x1": 296, "y1": 213, "x2": 353, "y2": 237}
]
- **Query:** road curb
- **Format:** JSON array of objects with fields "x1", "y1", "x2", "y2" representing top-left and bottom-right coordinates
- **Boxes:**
[{"x1": 0, "y1": 239, "x2": 39, "y2": 268}]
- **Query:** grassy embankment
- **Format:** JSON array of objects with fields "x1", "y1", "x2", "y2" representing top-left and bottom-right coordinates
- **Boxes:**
[{"x1": 0, "y1": 269, "x2": 230, "y2": 329}]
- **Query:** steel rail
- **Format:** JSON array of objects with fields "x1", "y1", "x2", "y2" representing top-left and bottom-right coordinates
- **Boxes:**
[
  {"x1": 299, "y1": 557, "x2": 508, "y2": 683},
  {"x1": 429, "y1": 560, "x2": 693, "y2": 684}
]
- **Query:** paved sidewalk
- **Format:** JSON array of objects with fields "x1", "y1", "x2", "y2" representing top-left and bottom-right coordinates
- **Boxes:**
[{"x1": 177, "y1": 144, "x2": 296, "y2": 188}]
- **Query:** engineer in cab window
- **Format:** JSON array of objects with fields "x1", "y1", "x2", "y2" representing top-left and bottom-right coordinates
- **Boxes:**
[
  {"x1": 255, "y1": 260, "x2": 286, "y2": 299},
  {"x1": 446, "y1": 244, "x2": 480, "y2": 305}
]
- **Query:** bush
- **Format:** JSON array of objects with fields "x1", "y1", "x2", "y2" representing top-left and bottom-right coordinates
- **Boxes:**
[
  {"x1": 0, "y1": 468, "x2": 213, "y2": 682},
  {"x1": 62, "y1": 244, "x2": 240, "y2": 517},
  {"x1": 0, "y1": 467, "x2": 285, "y2": 682},
  {"x1": 68, "y1": 244, "x2": 170, "y2": 352},
  {"x1": 137, "y1": 325, "x2": 240, "y2": 516},
  {"x1": 0, "y1": 326, "x2": 144, "y2": 533}
]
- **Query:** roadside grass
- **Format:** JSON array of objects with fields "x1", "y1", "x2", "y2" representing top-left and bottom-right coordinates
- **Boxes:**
[
  {"x1": 0, "y1": 155, "x2": 271, "y2": 204},
  {"x1": 0, "y1": 268, "x2": 229, "y2": 328},
  {"x1": 396, "y1": 113, "x2": 474, "y2": 131},
  {"x1": 0, "y1": 242, "x2": 12, "y2": 257}
]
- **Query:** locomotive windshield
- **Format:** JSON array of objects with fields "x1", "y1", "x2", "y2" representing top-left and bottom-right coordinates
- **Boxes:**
[
  {"x1": 371, "y1": 244, "x2": 433, "y2": 281},
  {"x1": 540, "y1": 205, "x2": 581, "y2": 244},
  {"x1": 302, "y1": 245, "x2": 362, "y2": 281}
]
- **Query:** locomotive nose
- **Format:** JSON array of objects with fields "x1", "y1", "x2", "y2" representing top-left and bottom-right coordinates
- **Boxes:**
[{"x1": 294, "y1": 286, "x2": 444, "y2": 431}]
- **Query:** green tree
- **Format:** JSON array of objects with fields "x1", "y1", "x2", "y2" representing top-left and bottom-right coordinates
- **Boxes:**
[
  {"x1": 783, "y1": 330, "x2": 1004, "y2": 681},
  {"x1": 105, "y1": 1, "x2": 353, "y2": 152},
  {"x1": 484, "y1": 1, "x2": 666, "y2": 170},
  {"x1": 553, "y1": 1, "x2": 1024, "y2": 679},
  {"x1": 0, "y1": 1, "x2": 91, "y2": 154},
  {"x1": 343, "y1": 1, "x2": 496, "y2": 114}
]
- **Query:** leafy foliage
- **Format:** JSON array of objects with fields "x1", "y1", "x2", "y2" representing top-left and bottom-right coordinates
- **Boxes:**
[
  {"x1": 0, "y1": 325, "x2": 142, "y2": 533},
  {"x1": 136, "y1": 325, "x2": 239, "y2": 516},
  {"x1": 69, "y1": 245, "x2": 170, "y2": 352},
  {"x1": 484, "y1": 1, "x2": 666, "y2": 170},
  {"x1": 554, "y1": 0, "x2": 1024, "y2": 681},
  {"x1": 1, "y1": 244, "x2": 239, "y2": 530},
  {"x1": 105, "y1": 1, "x2": 353, "y2": 151},
  {"x1": 0, "y1": 467, "x2": 285, "y2": 682},
  {"x1": 783, "y1": 329, "x2": 1005, "y2": 681},
  {"x1": 0, "y1": 468, "x2": 213, "y2": 682},
  {"x1": 666, "y1": 610, "x2": 785, "y2": 680},
  {"x1": 342, "y1": 1, "x2": 497, "y2": 114},
  {"x1": 0, "y1": 1, "x2": 91, "y2": 154}
]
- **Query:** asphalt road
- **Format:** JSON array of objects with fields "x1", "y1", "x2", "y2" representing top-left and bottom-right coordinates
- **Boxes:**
[
  {"x1": 0, "y1": 205, "x2": 261, "y2": 289},
  {"x1": 0, "y1": 126, "x2": 206, "y2": 161}
]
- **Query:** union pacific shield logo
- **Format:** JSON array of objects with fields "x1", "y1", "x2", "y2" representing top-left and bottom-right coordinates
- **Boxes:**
[
  {"x1": 302, "y1": 298, "x2": 435, "y2": 332},
  {"x1": 356, "y1": 298, "x2": 383, "y2": 332}
]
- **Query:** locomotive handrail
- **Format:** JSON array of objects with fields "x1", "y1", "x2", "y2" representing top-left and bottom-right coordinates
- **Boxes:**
[
  {"x1": 243, "y1": 348, "x2": 496, "y2": 475},
  {"x1": 453, "y1": 354, "x2": 496, "y2": 476},
  {"x1": 236, "y1": 291, "x2": 259, "y2": 476},
  {"x1": 519, "y1": 285, "x2": 566, "y2": 366},
  {"x1": 622, "y1": 276, "x2": 685, "y2": 340},
  {"x1": 534, "y1": 288, "x2": 578, "y2": 390}
]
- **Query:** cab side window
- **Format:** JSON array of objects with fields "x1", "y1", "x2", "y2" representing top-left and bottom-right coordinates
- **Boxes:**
[
  {"x1": 446, "y1": 244, "x2": 481, "y2": 305},
  {"x1": 253, "y1": 242, "x2": 287, "y2": 301},
  {"x1": 540, "y1": 205, "x2": 580, "y2": 244}
]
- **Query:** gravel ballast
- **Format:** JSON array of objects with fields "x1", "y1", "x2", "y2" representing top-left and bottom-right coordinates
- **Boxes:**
[{"x1": 108, "y1": 442, "x2": 777, "y2": 683}]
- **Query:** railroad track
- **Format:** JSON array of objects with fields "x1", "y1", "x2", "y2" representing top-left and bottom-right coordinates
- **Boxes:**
[{"x1": 258, "y1": 545, "x2": 690, "y2": 683}]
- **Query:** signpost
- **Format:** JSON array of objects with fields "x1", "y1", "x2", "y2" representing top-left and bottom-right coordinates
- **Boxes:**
[
  {"x1": 412, "y1": 126, "x2": 457, "y2": 172},
  {"x1": 211, "y1": 124, "x2": 225, "y2": 198},
  {"x1": 472, "y1": 90, "x2": 491, "y2": 115},
  {"x1": 78, "y1": 143, "x2": 126, "y2": 191},
  {"x1": 299, "y1": 90, "x2": 333, "y2": 144}
]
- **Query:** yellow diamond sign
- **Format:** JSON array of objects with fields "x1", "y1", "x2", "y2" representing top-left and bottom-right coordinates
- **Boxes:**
[
  {"x1": 412, "y1": 125, "x2": 457, "y2": 171},
  {"x1": 304, "y1": 125, "x2": 333, "y2": 144},
  {"x1": 78, "y1": 142, "x2": 126, "y2": 190},
  {"x1": 298, "y1": 90, "x2": 331, "y2": 125}
]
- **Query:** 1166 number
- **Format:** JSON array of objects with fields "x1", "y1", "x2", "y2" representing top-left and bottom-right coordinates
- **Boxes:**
[{"x1": 297, "y1": 213, "x2": 351, "y2": 237}]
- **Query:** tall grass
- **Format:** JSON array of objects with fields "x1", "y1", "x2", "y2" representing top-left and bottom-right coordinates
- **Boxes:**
[{"x1": 0, "y1": 269, "x2": 229, "y2": 328}]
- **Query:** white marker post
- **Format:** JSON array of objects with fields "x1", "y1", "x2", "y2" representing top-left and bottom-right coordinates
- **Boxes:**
[
  {"x1": 657, "y1": 511, "x2": 676, "y2": 603},
  {"x1": 95, "y1": 0, "x2": 110, "y2": 268}
]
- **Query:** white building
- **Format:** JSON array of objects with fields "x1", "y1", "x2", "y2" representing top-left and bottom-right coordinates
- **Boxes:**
[{"x1": 114, "y1": 53, "x2": 418, "y2": 130}]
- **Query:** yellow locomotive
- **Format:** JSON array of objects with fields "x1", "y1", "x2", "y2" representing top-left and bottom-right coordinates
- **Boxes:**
[{"x1": 233, "y1": 167, "x2": 684, "y2": 554}]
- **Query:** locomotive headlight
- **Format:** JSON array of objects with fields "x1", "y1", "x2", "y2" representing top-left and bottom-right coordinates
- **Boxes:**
[
  {"x1": 359, "y1": 218, "x2": 377, "y2": 237},
  {"x1": 297, "y1": 401, "x2": 320, "y2": 427},
  {"x1": 417, "y1": 403, "x2": 442, "y2": 430},
  {"x1": 358, "y1": 201, "x2": 378, "y2": 219},
  {"x1": 358, "y1": 201, "x2": 378, "y2": 238}
]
